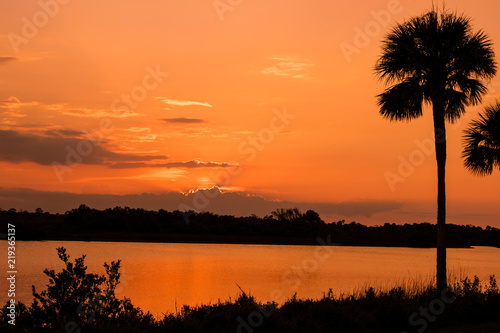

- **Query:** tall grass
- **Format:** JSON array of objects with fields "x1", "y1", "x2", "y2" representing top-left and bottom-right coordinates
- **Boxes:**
[{"x1": 4, "y1": 275, "x2": 499, "y2": 332}]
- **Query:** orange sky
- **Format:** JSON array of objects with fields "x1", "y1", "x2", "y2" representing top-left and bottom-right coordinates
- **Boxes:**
[{"x1": 0, "y1": 0, "x2": 499, "y2": 227}]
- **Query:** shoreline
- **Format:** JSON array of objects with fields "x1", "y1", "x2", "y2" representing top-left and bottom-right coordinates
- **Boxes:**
[
  {"x1": 4, "y1": 209, "x2": 498, "y2": 249},
  {"x1": 9, "y1": 233, "x2": 477, "y2": 248}
]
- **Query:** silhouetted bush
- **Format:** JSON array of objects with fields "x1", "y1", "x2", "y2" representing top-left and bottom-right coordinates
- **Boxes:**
[{"x1": 1, "y1": 247, "x2": 153, "y2": 332}]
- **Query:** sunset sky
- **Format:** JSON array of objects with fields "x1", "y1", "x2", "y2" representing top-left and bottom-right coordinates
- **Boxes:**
[{"x1": 1, "y1": 0, "x2": 499, "y2": 227}]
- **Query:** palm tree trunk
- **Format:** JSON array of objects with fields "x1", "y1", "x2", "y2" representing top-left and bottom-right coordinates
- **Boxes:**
[{"x1": 433, "y1": 104, "x2": 447, "y2": 292}]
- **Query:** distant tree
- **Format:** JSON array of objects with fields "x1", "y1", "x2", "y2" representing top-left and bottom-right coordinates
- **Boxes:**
[
  {"x1": 304, "y1": 210, "x2": 324, "y2": 235},
  {"x1": 375, "y1": 8, "x2": 496, "y2": 292},
  {"x1": 271, "y1": 208, "x2": 303, "y2": 222},
  {"x1": 463, "y1": 101, "x2": 500, "y2": 175},
  {"x1": 304, "y1": 210, "x2": 323, "y2": 224}
]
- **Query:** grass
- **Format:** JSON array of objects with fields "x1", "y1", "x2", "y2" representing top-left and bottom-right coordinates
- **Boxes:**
[
  {"x1": 5, "y1": 275, "x2": 500, "y2": 332},
  {"x1": 428, "y1": 321, "x2": 500, "y2": 332}
]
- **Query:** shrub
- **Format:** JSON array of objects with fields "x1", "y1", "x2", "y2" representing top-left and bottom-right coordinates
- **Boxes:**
[{"x1": 1, "y1": 247, "x2": 153, "y2": 332}]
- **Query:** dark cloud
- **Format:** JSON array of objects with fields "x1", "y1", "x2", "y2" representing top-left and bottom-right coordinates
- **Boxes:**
[
  {"x1": 0, "y1": 187, "x2": 404, "y2": 221},
  {"x1": 180, "y1": 190, "x2": 404, "y2": 218},
  {"x1": 0, "y1": 130, "x2": 165, "y2": 166},
  {"x1": 109, "y1": 161, "x2": 232, "y2": 169},
  {"x1": 0, "y1": 57, "x2": 16, "y2": 64},
  {"x1": 3, "y1": 187, "x2": 499, "y2": 227},
  {"x1": 44, "y1": 129, "x2": 86, "y2": 138},
  {"x1": 161, "y1": 118, "x2": 206, "y2": 124},
  {"x1": 8, "y1": 123, "x2": 54, "y2": 129}
]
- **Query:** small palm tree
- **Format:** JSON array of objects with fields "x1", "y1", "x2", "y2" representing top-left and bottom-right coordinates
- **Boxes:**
[
  {"x1": 374, "y1": 9, "x2": 496, "y2": 292},
  {"x1": 463, "y1": 102, "x2": 500, "y2": 175}
]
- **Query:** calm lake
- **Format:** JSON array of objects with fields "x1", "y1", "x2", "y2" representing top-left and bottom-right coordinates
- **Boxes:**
[{"x1": 2, "y1": 240, "x2": 500, "y2": 318}]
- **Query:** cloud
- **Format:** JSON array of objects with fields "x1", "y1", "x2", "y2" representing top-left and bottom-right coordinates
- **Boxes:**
[
  {"x1": 161, "y1": 118, "x2": 207, "y2": 124},
  {"x1": 0, "y1": 98, "x2": 140, "y2": 120},
  {"x1": 113, "y1": 128, "x2": 158, "y2": 144},
  {"x1": 124, "y1": 127, "x2": 152, "y2": 133},
  {"x1": 0, "y1": 130, "x2": 165, "y2": 166},
  {"x1": 0, "y1": 96, "x2": 38, "y2": 109},
  {"x1": 261, "y1": 56, "x2": 314, "y2": 79},
  {"x1": 109, "y1": 160, "x2": 233, "y2": 169},
  {"x1": 155, "y1": 97, "x2": 213, "y2": 108},
  {"x1": 125, "y1": 133, "x2": 159, "y2": 143},
  {"x1": 0, "y1": 97, "x2": 38, "y2": 123},
  {"x1": 44, "y1": 129, "x2": 85, "y2": 137},
  {"x1": 0, "y1": 187, "x2": 404, "y2": 220},
  {"x1": 62, "y1": 107, "x2": 140, "y2": 118},
  {"x1": 0, "y1": 57, "x2": 16, "y2": 64},
  {"x1": 233, "y1": 131, "x2": 255, "y2": 135}
]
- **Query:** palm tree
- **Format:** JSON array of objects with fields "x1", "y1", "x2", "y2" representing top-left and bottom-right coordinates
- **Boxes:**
[
  {"x1": 374, "y1": 9, "x2": 496, "y2": 292},
  {"x1": 463, "y1": 102, "x2": 500, "y2": 175}
]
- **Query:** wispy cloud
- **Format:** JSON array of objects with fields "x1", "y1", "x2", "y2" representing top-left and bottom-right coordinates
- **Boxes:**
[
  {"x1": 44, "y1": 129, "x2": 85, "y2": 138},
  {"x1": 120, "y1": 127, "x2": 158, "y2": 142},
  {"x1": 155, "y1": 97, "x2": 213, "y2": 108},
  {"x1": 161, "y1": 118, "x2": 207, "y2": 124},
  {"x1": 0, "y1": 97, "x2": 38, "y2": 122},
  {"x1": 61, "y1": 107, "x2": 140, "y2": 118},
  {"x1": 0, "y1": 96, "x2": 38, "y2": 109},
  {"x1": 233, "y1": 131, "x2": 254, "y2": 135},
  {"x1": 109, "y1": 160, "x2": 233, "y2": 169},
  {"x1": 261, "y1": 56, "x2": 314, "y2": 79},
  {"x1": 124, "y1": 127, "x2": 152, "y2": 133},
  {"x1": 0, "y1": 98, "x2": 140, "y2": 119},
  {"x1": 125, "y1": 133, "x2": 159, "y2": 143}
]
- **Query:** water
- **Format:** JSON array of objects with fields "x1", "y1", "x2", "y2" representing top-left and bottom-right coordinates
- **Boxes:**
[{"x1": 1, "y1": 240, "x2": 499, "y2": 318}]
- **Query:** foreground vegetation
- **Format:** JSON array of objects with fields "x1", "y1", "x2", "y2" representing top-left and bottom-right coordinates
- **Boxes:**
[
  {"x1": 2, "y1": 206, "x2": 500, "y2": 247},
  {"x1": 2, "y1": 248, "x2": 500, "y2": 332}
]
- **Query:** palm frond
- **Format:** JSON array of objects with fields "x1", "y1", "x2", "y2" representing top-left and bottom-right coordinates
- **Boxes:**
[
  {"x1": 377, "y1": 78, "x2": 424, "y2": 122},
  {"x1": 463, "y1": 102, "x2": 500, "y2": 175}
]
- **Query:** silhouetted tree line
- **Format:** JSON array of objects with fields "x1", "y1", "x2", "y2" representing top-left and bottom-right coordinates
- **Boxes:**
[{"x1": 1, "y1": 206, "x2": 499, "y2": 247}]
